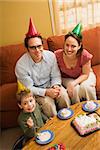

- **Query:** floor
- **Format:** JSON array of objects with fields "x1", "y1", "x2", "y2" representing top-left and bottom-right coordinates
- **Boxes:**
[{"x1": 0, "y1": 126, "x2": 23, "y2": 150}]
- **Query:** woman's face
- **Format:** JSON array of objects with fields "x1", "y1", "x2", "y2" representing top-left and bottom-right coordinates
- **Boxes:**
[{"x1": 64, "y1": 36, "x2": 81, "y2": 57}]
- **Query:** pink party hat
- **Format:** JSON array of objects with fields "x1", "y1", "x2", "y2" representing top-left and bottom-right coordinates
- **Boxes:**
[{"x1": 26, "y1": 17, "x2": 39, "y2": 37}]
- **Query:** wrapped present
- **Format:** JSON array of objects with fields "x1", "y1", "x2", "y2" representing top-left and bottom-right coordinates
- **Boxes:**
[{"x1": 48, "y1": 143, "x2": 66, "y2": 150}]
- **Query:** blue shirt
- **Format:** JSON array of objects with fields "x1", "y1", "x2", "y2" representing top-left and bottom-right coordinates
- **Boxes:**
[{"x1": 15, "y1": 50, "x2": 61, "y2": 96}]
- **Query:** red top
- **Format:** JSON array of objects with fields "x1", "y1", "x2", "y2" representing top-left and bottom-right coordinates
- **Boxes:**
[{"x1": 54, "y1": 49, "x2": 93, "y2": 78}]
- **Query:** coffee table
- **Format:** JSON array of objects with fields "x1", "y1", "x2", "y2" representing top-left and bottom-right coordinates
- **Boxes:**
[{"x1": 23, "y1": 100, "x2": 100, "y2": 150}]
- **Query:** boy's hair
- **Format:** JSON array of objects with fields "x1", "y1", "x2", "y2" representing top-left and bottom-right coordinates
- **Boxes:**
[{"x1": 16, "y1": 90, "x2": 31, "y2": 104}]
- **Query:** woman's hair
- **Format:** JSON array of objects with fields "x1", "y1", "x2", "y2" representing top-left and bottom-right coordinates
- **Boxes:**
[
  {"x1": 24, "y1": 35, "x2": 43, "y2": 49},
  {"x1": 65, "y1": 32, "x2": 83, "y2": 56},
  {"x1": 16, "y1": 90, "x2": 31, "y2": 104}
]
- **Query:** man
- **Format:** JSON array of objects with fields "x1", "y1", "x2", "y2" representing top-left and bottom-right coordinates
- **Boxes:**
[{"x1": 15, "y1": 18, "x2": 70, "y2": 117}]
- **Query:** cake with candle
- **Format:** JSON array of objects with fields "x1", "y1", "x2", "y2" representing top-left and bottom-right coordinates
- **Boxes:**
[{"x1": 72, "y1": 113, "x2": 100, "y2": 135}]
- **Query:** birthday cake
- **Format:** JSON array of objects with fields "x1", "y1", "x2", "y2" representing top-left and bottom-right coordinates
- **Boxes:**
[
  {"x1": 85, "y1": 101, "x2": 96, "y2": 110},
  {"x1": 72, "y1": 113, "x2": 100, "y2": 135}
]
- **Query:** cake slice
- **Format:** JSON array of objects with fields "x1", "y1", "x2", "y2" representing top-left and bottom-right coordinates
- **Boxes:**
[
  {"x1": 85, "y1": 101, "x2": 96, "y2": 110},
  {"x1": 60, "y1": 108, "x2": 71, "y2": 117},
  {"x1": 37, "y1": 131, "x2": 51, "y2": 142}
]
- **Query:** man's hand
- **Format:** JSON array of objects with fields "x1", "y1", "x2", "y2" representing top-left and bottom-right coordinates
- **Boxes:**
[
  {"x1": 52, "y1": 85, "x2": 61, "y2": 98},
  {"x1": 45, "y1": 86, "x2": 61, "y2": 99},
  {"x1": 27, "y1": 117, "x2": 34, "y2": 128}
]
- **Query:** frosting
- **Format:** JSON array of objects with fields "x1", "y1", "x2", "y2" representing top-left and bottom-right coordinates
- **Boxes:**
[
  {"x1": 73, "y1": 113, "x2": 100, "y2": 135},
  {"x1": 86, "y1": 101, "x2": 96, "y2": 110},
  {"x1": 61, "y1": 108, "x2": 71, "y2": 117},
  {"x1": 37, "y1": 131, "x2": 51, "y2": 142}
]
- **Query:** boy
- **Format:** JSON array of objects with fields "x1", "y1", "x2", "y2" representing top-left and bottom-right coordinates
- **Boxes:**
[{"x1": 16, "y1": 81, "x2": 48, "y2": 139}]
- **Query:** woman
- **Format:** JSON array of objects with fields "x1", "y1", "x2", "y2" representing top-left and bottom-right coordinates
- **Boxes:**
[{"x1": 55, "y1": 23, "x2": 97, "y2": 105}]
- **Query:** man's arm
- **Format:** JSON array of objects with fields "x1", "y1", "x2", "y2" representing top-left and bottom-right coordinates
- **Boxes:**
[
  {"x1": 15, "y1": 63, "x2": 46, "y2": 96},
  {"x1": 50, "y1": 54, "x2": 62, "y2": 87}
]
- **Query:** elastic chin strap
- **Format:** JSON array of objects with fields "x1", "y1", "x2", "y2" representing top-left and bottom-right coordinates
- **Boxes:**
[{"x1": 63, "y1": 50, "x2": 67, "y2": 55}]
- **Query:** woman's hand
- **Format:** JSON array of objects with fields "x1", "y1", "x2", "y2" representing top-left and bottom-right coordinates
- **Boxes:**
[
  {"x1": 27, "y1": 117, "x2": 34, "y2": 128},
  {"x1": 67, "y1": 81, "x2": 75, "y2": 98}
]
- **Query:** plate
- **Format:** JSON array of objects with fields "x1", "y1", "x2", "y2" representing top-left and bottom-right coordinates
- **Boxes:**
[
  {"x1": 82, "y1": 102, "x2": 99, "y2": 112},
  {"x1": 35, "y1": 130, "x2": 54, "y2": 145},
  {"x1": 57, "y1": 108, "x2": 74, "y2": 120}
]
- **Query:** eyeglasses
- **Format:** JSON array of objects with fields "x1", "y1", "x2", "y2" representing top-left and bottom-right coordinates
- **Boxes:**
[{"x1": 28, "y1": 45, "x2": 42, "y2": 50}]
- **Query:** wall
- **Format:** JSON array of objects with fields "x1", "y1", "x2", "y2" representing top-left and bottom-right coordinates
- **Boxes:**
[{"x1": 0, "y1": 0, "x2": 53, "y2": 46}]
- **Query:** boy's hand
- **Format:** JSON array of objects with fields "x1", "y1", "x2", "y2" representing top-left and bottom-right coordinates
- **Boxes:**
[{"x1": 27, "y1": 117, "x2": 34, "y2": 128}]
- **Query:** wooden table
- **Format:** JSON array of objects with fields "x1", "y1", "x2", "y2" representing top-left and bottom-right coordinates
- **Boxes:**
[{"x1": 23, "y1": 100, "x2": 100, "y2": 150}]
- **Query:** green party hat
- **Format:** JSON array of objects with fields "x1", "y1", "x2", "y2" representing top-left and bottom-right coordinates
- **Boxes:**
[{"x1": 72, "y1": 23, "x2": 82, "y2": 39}]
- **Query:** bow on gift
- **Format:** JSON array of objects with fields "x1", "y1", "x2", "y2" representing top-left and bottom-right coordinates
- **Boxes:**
[{"x1": 47, "y1": 143, "x2": 66, "y2": 150}]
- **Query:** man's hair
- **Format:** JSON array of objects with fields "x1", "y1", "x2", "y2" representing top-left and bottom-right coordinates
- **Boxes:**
[
  {"x1": 16, "y1": 90, "x2": 31, "y2": 104},
  {"x1": 24, "y1": 35, "x2": 43, "y2": 49},
  {"x1": 65, "y1": 32, "x2": 83, "y2": 56}
]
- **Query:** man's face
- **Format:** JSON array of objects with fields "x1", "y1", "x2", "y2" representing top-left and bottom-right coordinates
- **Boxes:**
[{"x1": 28, "y1": 37, "x2": 43, "y2": 63}]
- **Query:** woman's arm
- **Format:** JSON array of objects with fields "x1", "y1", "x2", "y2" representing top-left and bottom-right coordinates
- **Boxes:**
[
  {"x1": 67, "y1": 60, "x2": 91, "y2": 98},
  {"x1": 73, "y1": 60, "x2": 91, "y2": 86}
]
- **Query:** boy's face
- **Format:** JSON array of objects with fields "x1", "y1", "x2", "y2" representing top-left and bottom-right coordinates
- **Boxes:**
[{"x1": 19, "y1": 94, "x2": 36, "y2": 113}]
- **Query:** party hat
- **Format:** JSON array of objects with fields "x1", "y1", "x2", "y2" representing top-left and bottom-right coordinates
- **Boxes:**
[
  {"x1": 26, "y1": 17, "x2": 39, "y2": 37},
  {"x1": 17, "y1": 80, "x2": 30, "y2": 94},
  {"x1": 71, "y1": 23, "x2": 82, "y2": 39}
]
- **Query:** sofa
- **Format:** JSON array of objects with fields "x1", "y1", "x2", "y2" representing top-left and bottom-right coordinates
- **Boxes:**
[{"x1": 0, "y1": 26, "x2": 100, "y2": 129}]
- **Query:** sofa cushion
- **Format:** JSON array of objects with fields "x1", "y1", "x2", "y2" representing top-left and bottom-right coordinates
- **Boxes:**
[
  {"x1": 47, "y1": 35, "x2": 64, "y2": 52},
  {"x1": 0, "y1": 43, "x2": 27, "y2": 85},
  {"x1": 43, "y1": 38, "x2": 49, "y2": 50},
  {"x1": 82, "y1": 26, "x2": 100, "y2": 66},
  {"x1": 92, "y1": 64, "x2": 100, "y2": 99},
  {"x1": 1, "y1": 111, "x2": 19, "y2": 128},
  {"x1": 0, "y1": 83, "x2": 19, "y2": 111}
]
